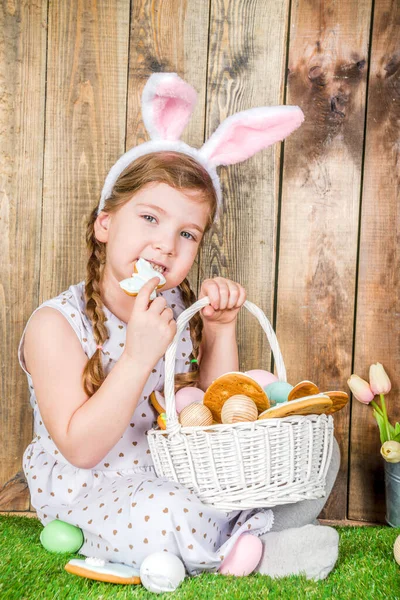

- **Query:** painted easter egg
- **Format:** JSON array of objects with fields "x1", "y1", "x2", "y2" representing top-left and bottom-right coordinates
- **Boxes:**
[
  {"x1": 140, "y1": 551, "x2": 186, "y2": 594},
  {"x1": 175, "y1": 386, "x2": 204, "y2": 414},
  {"x1": 40, "y1": 519, "x2": 83, "y2": 553},
  {"x1": 264, "y1": 381, "x2": 294, "y2": 405},
  {"x1": 179, "y1": 403, "x2": 213, "y2": 427},
  {"x1": 221, "y1": 395, "x2": 258, "y2": 424},
  {"x1": 245, "y1": 369, "x2": 278, "y2": 388}
]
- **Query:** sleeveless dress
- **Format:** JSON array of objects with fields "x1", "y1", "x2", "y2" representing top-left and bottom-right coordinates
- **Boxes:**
[{"x1": 18, "y1": 281, "x2": 273, "y2": 576}]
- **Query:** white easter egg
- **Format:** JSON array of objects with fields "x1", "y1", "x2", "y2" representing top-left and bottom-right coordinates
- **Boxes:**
[
  {"x1": 140, "y1": 551, "x2": 185, "y2": 594},
  {"x1": 245, "y1": 369, "x2": 278, "y2": 388},
  {"x1": 175, "y1": 386, "x2": 204, "y2": 414}
]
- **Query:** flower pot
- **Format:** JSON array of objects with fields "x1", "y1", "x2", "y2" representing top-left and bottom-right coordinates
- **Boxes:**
[{"x1": 384, "y1": 460, "x2": 400, "y2": 527}]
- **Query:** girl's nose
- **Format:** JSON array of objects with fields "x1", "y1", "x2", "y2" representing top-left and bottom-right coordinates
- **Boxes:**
[{"x1": 152, "y1": 236, "x2": 176, "y2": 255}]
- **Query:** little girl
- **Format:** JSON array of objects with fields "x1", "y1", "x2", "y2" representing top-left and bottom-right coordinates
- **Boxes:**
[{"x1": 19, "y1": 73, "x2": 339, "y2": 581}]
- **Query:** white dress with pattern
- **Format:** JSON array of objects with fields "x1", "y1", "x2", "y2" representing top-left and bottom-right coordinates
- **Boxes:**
[{"x1": 18, "y1": 281, "x2": 273, "y2": 575}]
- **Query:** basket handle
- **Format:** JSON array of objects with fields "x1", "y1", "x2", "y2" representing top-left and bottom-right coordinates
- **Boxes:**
[{"x1": 164, "y1": 296, "x2": 287, "y2": 430}]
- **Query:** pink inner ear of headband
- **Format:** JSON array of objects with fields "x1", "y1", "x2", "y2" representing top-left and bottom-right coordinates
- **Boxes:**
[{"x1": 151, "y1": 78, "x2": 197, "y2": 141}]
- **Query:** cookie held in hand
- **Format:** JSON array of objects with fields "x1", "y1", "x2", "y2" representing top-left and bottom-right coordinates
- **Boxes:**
[{"x1": 119, "y1": 258, "x2": 166, "y2": 300}]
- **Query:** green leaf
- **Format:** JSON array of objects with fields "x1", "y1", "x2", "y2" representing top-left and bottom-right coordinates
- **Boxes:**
[{"x1": 373, "y1": 409, "x2": 389, "y2": 444}]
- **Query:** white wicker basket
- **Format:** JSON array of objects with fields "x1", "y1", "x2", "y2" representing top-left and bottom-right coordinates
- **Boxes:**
[{"x1": 147, "y1": 297, "x2": 334, "y2": 512}]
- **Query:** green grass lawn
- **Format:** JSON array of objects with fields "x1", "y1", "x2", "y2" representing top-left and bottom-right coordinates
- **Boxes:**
[{"x1": 1, "y1": 515, "x2": 400, "y2": 599}]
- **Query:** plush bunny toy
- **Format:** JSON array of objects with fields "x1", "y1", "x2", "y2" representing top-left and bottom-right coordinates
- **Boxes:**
[{"x1": 98, "y1": 72, "x2": 304, "y2": 220}]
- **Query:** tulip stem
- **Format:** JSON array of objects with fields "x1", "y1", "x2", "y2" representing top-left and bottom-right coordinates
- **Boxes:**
[
  {"x1": 371, "y1": 400, "x2": 384, "y2": 417},
  {"x1": 380, "y1": 394, "x2": 391, "y2": 441}
]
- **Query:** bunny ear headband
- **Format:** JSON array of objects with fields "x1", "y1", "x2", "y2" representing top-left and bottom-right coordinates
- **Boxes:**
[{"x1": 98, "y1": 73, "x2": 304, "y2": 222}]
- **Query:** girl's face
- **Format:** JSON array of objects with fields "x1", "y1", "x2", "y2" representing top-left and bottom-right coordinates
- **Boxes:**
[{"x1": 95, "y1": 182, "x2": 211, "y2": 293}]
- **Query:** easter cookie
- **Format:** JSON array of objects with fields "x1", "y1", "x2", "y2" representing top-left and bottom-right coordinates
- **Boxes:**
[
  {"x1": 258, "y1": 394, "x2": 333, "y2": 419},
  {"x1": 119, "y1": 258, "x2": 166, "y2": 300},
  {"x1": 150, "y1": 390, "x2": 166, "y2": 415},
  {"x1": 204, "y1": 372, "x2": 270, "y2": 422},
  {"x1": 65, "y1": 557, "x2": 141, "y2": 584},
  {"x1": 323, "y1": 391, "x2": 349, "y2": 414},
  {"x1": 288, "y1": 380, "x2": 320, "y2": 401},
  {"x1": 157, "y1": 413, "x2": 167, "y2": 430}
]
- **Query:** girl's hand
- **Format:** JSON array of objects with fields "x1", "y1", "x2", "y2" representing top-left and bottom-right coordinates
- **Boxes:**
[
  {"x1": 199, "y1": 277, "x2": 246, "y2": 326},
  {"x1": 124, "y1": 277, "x2": 177, "y2": 368}
]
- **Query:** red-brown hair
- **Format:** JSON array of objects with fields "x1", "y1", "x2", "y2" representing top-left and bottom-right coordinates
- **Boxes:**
[{"x1": 82, "y1": 151, "x2": 218, "y2": 397}]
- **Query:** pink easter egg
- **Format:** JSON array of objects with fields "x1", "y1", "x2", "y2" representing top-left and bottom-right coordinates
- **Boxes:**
[
  {"x1": 175, "y1": 386, "x2": 205, "y2": 414},
  {"x1": 245, "y1": 369, "x2": 278, "y2": 388}
]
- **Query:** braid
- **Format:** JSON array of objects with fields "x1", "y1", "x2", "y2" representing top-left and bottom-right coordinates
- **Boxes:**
[
  {"x1": 173, "y1": 277, "x2": 203, "y2": 393},
  {"x1": 81, "y1": 208, "x2": 110, "y2": 397}
]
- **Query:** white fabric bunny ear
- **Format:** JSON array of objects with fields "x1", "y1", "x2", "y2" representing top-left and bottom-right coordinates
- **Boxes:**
[
  {"x1": 199, "y1": 106, "x2": 304, "y2": 168},
  {"x1": 141, "y1": 72, "x2": 197, "y2": 141},
  {"x1": 98, "y1": 72, "x2": 305, "y2": 219}
]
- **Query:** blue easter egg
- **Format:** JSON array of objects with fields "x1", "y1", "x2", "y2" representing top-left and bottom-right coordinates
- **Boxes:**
[
  {"x1": 40, "y1": 519, "x2": 83, "y2": 553},
  {"x1": 264, "y1": 381, "x2": 294, "y2": 405}
]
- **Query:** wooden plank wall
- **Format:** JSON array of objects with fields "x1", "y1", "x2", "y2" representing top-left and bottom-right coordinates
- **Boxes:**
[{"x1": 1, "y1": 0, "x2": 399, "y2": 524}]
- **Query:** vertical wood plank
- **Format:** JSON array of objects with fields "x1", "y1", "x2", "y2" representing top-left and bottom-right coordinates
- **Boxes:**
[
  {"x1": 40, "y1": 0, "x2": 130, "y2": 300},
  {"x1": 126, "y1": 0, "x2": 211, "y2": 293},
  {"x1": 349, "y1": 0, "x2": 400, "y2": 522},
  {"x1": 276, "y1": 0, "x2": 372, "y2": 519},
  {"x1": 200, "y1": 0, "x2": 290, "y2": 370},
  {"x1": 0, "y1": 1, "x2": 47, "y2": 509}
]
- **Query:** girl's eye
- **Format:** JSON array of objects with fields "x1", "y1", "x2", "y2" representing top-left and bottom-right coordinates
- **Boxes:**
[
  {"x1": 181, "y1": 231, "x2": 196, "y2": 241},
  {"x1": 142, "y1": 215, "x2": 157, "y2": 223}
]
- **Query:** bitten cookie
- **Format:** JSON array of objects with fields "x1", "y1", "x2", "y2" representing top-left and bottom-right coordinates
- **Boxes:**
[
  {"x1": 119, "y1": 258, "x2": 166, "y2": 299},
  {"x1": 65, "y1": 557, "x2": 141, "y2": 584}
]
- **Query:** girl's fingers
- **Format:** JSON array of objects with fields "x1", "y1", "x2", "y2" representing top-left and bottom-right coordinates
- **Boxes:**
[
  {"x1": 148, "y1": 295, "x2": 168, "y2": 314},
  {"x1": 217, "y1": 283, "x2": 230, "y2": 310},
  {"x1": 160, "y1": 306, "x2": 174, "y2": 322},
  {"x1": 226, "y1": 285, "x2": 241, "y2": 309},
  {"x1": 135, "y1": 277, "x2": 162, "y2": 310},
  {"x1": 237, "y1": 285, "x2": 247, "y2": 307}
]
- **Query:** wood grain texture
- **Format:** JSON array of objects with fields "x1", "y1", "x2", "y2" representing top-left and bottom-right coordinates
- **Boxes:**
[
  {"x1": 349, "y1": 0, "x2": 400, "y2": 522},
  {"x1": 40, "y1": 0, "x2": 130, "y2": 299},
  {"x1": 0, "y1": 0, "x2": 47, "y2": 509},
  {"x1": 276, "y1": 0, "x2": 372, "y2": 519},
  {"x1": 126, "y1": 0, "x2": 211, "y2": 294},
  {"x1": 200, "y1": 0, "x2": 290, "y2": 371}
]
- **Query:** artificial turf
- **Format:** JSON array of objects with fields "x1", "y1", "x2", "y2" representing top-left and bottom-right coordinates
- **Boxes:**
[{"x1": 0, "y1": 514, "x2": 399, "y2": 599}]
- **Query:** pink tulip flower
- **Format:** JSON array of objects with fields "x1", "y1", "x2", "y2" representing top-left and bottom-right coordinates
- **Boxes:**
[
  {"x1": 369, "y1": 363, "x2": 391, "y2": 395},
  {"x1": 347, "y1": 374, "x2": 375, "y2": 404}
]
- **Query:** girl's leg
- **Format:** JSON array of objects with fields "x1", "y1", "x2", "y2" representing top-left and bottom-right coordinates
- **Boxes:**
[
  {"x1": 270, "y1": 437, "x2": 340, "y2": 532},
  {"x1": 255, "y1": 438, "x2": 341, "y2": 580}
]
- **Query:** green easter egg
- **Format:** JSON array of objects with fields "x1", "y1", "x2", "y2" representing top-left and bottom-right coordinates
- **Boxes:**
[
  {"x1": 40, "y1": 519, "x2": 83, "y2": 553},
  {"x1": 264, "y1": 381, "x2": 294, "y2": 405}
]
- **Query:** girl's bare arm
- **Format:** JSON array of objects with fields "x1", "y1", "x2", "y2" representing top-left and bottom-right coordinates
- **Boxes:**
[
  {"x1": 24, "y1": 307, "x2": 153, "y2": 469},
  {"x1": 197, "y1": 322, "x2": 239, "y2": 391}
]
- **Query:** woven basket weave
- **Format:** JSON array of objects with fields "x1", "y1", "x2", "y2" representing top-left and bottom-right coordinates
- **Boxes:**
[{"x1": 147, "y1": 297, "x2": 334, "y2": 512}]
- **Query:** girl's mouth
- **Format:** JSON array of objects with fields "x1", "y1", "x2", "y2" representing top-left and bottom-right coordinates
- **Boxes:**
[{"x1": 134, "y1": 258, "x2": 167, "y2": 274}]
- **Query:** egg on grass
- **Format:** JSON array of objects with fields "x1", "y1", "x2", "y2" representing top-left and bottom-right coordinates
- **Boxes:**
[
  {"x1": 40, "y1": 519, "x2": 83, "y2": 553},
  {"x1": 140, "y1": 551, "x2": 186, "y2": 594}
]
